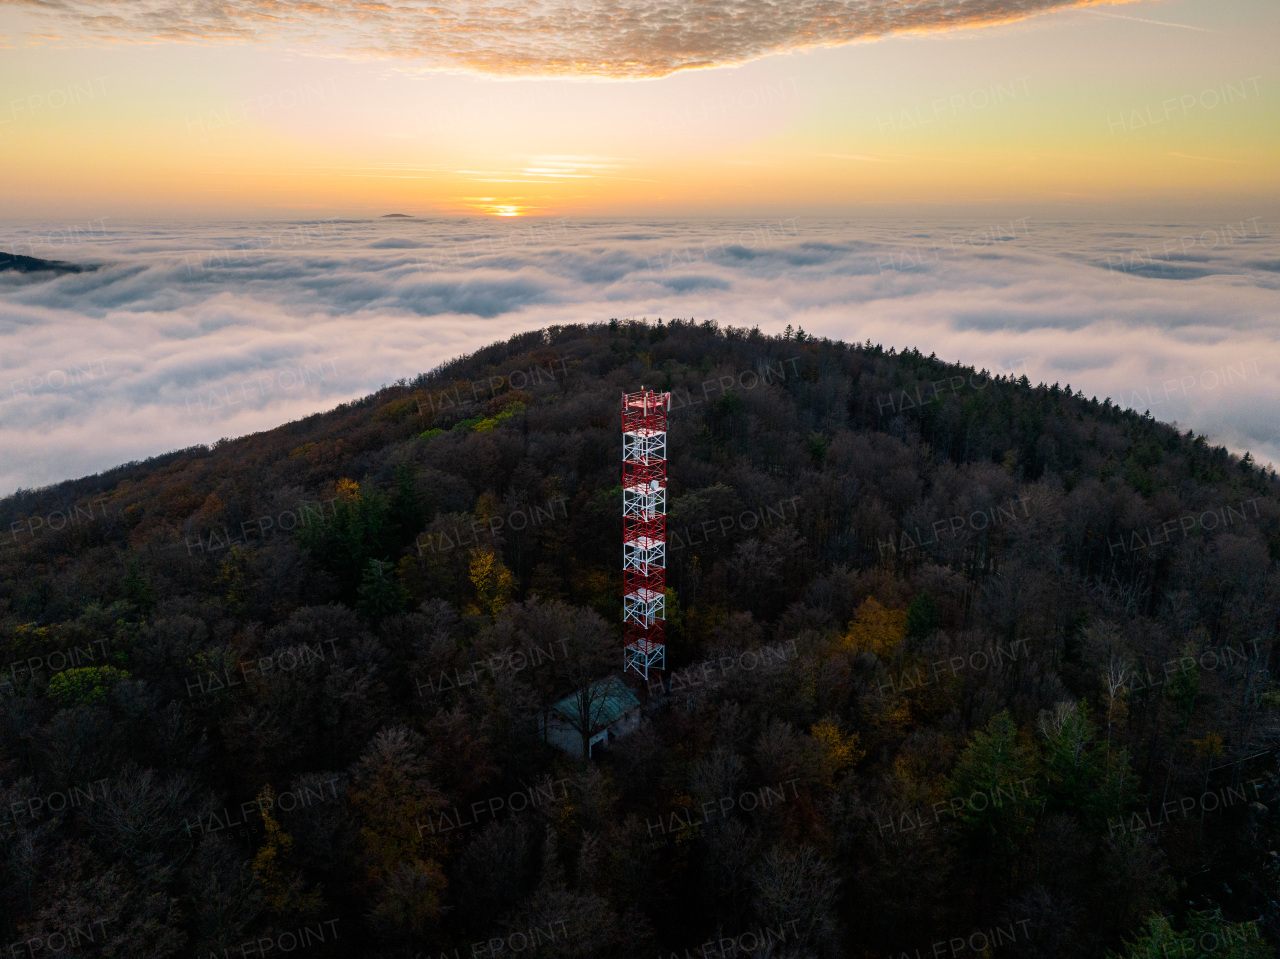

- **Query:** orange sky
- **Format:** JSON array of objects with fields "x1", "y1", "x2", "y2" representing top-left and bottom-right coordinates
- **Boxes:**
[{"x1": 0, "y1": 0, "x2": 1274, "y2": 218}]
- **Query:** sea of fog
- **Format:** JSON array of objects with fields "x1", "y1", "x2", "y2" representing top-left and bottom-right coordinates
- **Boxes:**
[{"x1": 0, "y1": 215, "x2": 1276, "y2": 494}]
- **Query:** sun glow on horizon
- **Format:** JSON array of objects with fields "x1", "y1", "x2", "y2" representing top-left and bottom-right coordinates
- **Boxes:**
[
  {"x1": 0, "y1": 0, "x2": 1273, "y2": 217},
  {"x1": 463, "y1": 198, "x2": 532, "y2": 216}
]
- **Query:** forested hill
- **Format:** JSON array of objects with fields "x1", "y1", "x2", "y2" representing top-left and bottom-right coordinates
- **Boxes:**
[{"x1": 1, "y1": 319, "x2": 1277, "y2": 959}]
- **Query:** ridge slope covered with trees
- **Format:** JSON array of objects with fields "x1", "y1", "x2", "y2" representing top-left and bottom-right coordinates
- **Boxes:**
[{"x1": 1, "y1": 320, "x2": 1277, "y2": 958}]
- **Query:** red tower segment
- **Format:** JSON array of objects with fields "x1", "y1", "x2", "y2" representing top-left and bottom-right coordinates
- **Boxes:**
[{"x1": 622, "y1": 390, "x2": 669, "y2": 681}]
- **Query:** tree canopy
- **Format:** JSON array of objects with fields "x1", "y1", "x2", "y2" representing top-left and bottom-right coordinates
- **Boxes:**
[{"x1": 1, "y1": 319, "x2": 1277, "y2": 957}]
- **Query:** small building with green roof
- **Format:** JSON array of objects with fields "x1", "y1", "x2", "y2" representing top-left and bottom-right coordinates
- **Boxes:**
[{"x1": 540, "y1": 675, "x2": 641, "y2": 757}]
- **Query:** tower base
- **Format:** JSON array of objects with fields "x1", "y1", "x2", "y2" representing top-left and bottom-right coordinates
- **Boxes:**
[{"x1": 623, "y1": 639, "x2": 665, "y2": 681}]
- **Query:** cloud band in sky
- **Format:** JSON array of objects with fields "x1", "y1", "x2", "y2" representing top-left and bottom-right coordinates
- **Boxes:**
[{"x1": 21, "y1": 0, "x2": 1145, "y2": 77}]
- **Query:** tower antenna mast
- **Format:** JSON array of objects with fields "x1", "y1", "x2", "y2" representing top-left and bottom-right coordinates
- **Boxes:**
[{"x1": 622, "y1": 389, "x2": 670, "y2": 681}]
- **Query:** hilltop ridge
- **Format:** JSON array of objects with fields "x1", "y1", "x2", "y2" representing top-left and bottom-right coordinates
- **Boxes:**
[
  {"x1": 0, "y1": 251, "x2": 93, "y2": 274},
  {"x1": 1, "y1": 320, "x2": 1276, "y2": 958}
]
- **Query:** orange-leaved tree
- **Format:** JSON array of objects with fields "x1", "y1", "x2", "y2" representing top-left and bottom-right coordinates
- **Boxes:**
[{"x1": 842, "y1": 597, "x2": 907, "y2": 658}]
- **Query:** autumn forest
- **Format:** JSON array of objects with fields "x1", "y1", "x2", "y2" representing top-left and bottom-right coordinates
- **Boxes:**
[{"x1": 0, "y1": 319, "x2": 1277, "y2": 959}]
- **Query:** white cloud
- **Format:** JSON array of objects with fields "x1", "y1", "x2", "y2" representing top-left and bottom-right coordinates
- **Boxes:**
[
  {"x1": 19, "y1": 0, "x2": 1148, "y2": 77},
  {"x1": 0, "y1": 212, "x2": 1277, "y2": 493}
]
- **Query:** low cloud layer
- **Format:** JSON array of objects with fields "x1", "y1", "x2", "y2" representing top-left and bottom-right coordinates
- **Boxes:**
[
  {"x1": 22, "y1": 0, "x2": 1142, "y2": 77},
  {"x1": 0, "y1": 212, "x2": 1276, "y2": 494}
]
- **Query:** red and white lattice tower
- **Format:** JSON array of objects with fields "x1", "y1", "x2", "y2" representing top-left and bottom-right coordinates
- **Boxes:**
[{"x1": 622, "y1": 389, "x2": 670, "y2": 681}]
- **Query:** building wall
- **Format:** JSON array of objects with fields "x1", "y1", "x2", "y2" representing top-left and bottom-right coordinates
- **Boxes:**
[
  {"x1": 542, "y1": 706, "x2": 641, "y2": 757},
  {"x1": 543, "y1": 715, "x2": 585, "y2": 757},
  {"x1": 612, "y1": 708, "x2": 640, "y2": 738}
]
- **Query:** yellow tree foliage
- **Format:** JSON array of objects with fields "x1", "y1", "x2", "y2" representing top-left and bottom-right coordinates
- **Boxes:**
[
  {"x1": 1193, "y1": 731, "x2": 1225, "y2": 758},
  {"x1": 251, "y1": 787, "x2": 320, "y2": 916},
  {"x1": 335, "y1": 478, "x2": 361, "y2": 502},
  {"x1": 811, "y1": 718, "x2": 865, "y2": 783},
  {"x1": 843, "y1": 597, "x2": 907, "y2": 658},
  {"x1": 469, "y1": 547, "x2": 515, "y2": 618},
  {"x1": 252, "y1": 788, "x2": 293, "y2": 912},
  {"x1": 216, "y1": 546, "x2": 254, "y2": 611},
  {"x1": 871, "y1": 697, "x2": 913, "y2": 741},
  {"x1": 474, "y1": 492, "x2": 501, "y2": 522}
]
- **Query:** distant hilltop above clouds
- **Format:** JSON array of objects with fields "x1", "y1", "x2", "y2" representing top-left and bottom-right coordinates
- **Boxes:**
[{"x1": 0, "y1": 252, "x2": 93, "y2": 274}]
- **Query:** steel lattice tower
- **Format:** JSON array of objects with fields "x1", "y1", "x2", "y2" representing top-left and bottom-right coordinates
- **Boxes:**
[{"x1": 622, "y1": 390, "x2": 669, "y2": 681}]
